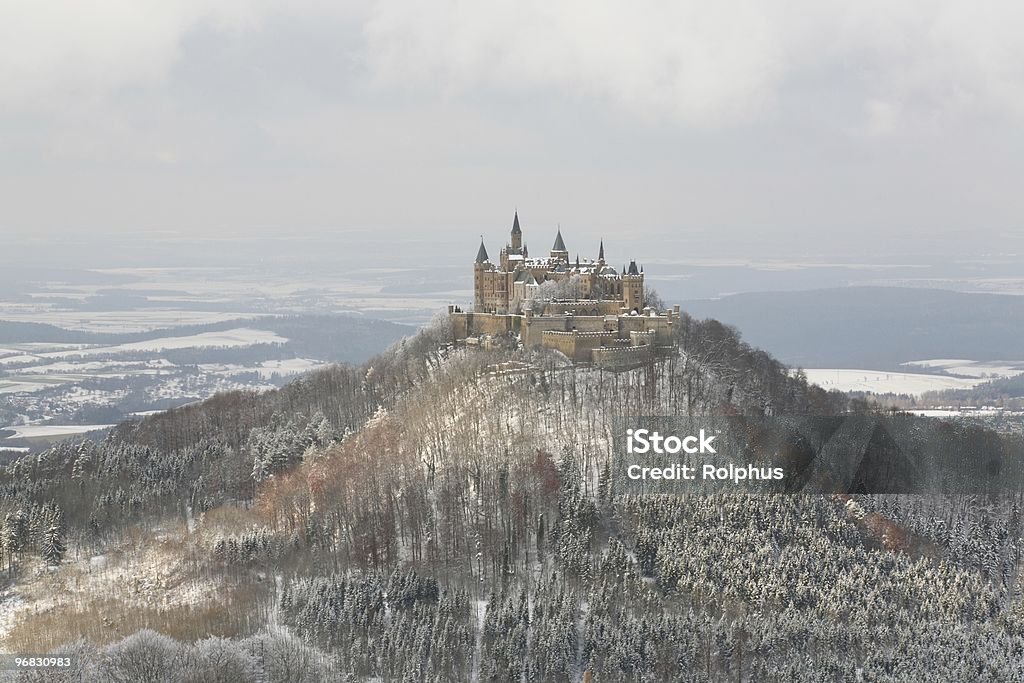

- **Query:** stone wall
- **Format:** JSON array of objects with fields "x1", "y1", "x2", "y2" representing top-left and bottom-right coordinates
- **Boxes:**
[
  {"x1": 452, "y1": 304, "x2": 678, "y2": 358},
  {"x1": 591, "y1": 344, "x2": 654, "y2": 369},
  {"x1": 541, "y1": 330, "x2": 618, "y2": 362},
  {"x1": 544, "y1": 300, "x2": 623, "y2": 316},
  {"x1": 521, "y1": 315, "x2": 570, "y2": 347},
  {"x1": 450, "y1": 311, "x2": 520, "y2": 340}
]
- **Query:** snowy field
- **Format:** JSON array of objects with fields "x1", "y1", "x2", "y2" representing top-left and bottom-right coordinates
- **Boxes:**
[
  {"x1": 0, "y1": 306, "x2": 258, "y2": 333},
  {"x1": 0, "y1": 328, "x2": 286, "y2": 366},
  {"x1": 901, "y1": 359, "x2": 1024, "y2": 379},
  {"x1": 908, "y1": 408, "x2": 1003, "y2": 418},
  {"x1": 4, "y1": 424, "x2": 116, "y2": 438},
  {"x1": 803, "y1": 369, "x2": 983, "y2": 397},
  {"x1": 0, "y1": 380, "x2": 53, "y2": 394},
  {"x1": 58, "y1": 327, "x2": 286, "y2": 357},
  {"x1": 255, "y1": 358, "x2": 326, "y2": 378}
]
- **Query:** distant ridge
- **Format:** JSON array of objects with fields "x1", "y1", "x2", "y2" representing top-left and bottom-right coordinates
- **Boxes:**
[{"x1": 681, "y1": 286, "x2": 1024, "y2": 368}]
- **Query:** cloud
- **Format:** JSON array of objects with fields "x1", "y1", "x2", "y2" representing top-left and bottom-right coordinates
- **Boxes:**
[
  {"x1": 0, "y1": 2, "x2": 226, "y2": 106},
  {"x1": 364, "y1": 0, "x2": 786, "y2": 126},
  {"x1": 3, "y1": 1, "x2": 1023, "y2": 131},
  {"x1": 364, "y1": 0, "x2": 1024, "y2": 128},
  {"x1": 0, "y1": 0, "x2": 1019, "y2": 137},
  {"x1": 0, "y1": 1, "x2": 368, "y2": 110}
]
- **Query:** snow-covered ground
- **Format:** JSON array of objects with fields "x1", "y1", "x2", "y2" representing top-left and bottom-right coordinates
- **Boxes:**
[
  {"x1": 908, "y1": 408, "x2": 1003, "y2": 418},
  {"x1": 56, "y1": 328, "x2": 283, "y2": 360},
  {"x1": 803, "y1": 369, "x2": 983, "y2": 396},
  {"x1": 0, "y1": 329, "x2": 285, "y2": 368},
  {"x1": 0, "y1": 307, "x2": 260, "y2": 334},
  {"x1": 256, "y1": 358, "x2": 326, "y2": 378},
  {"x1": 4, "y1": 424, "x2": 116, "y2": 438},
  {"x1": 901, "y1": 359, "x2": 1024, "y2": 379},
  {"x1": 0, "y1": 379, "x2": 61, "y2": 394}
]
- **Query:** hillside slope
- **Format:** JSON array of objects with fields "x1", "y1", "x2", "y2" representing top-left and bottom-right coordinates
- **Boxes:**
[{"x1": 0, "y1": 314, "x2": 1022, "y2": 681}]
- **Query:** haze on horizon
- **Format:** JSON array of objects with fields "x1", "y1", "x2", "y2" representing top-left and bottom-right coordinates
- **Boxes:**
[{"x1": 2, "y1": 1, "x2": 1024, "y2": 265}]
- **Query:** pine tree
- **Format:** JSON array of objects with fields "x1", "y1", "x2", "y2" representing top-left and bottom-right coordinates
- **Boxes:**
[{"x1": 41, "y1": 522, "x2": 66, "y2": 566}]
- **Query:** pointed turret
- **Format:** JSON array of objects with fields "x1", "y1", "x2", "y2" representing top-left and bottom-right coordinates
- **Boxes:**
[
  {"x1": 627, "y1": 260, "x2": 639, "y2": 275},
  {"x1": 510, "y1": 211, "x2": 523, "y2": 249},
  {"x1": 476, "y1": 238, "x2": 489, "y2": 264},
  {"x1": 598, "y1": 240, "x2": 605, "y2": 262},
  {"x1": 550, "y1": 227, "x2": 568, "y2": 261},
  {"x1": 552, "y1": 229, "x2": 566, "y2": 252}
]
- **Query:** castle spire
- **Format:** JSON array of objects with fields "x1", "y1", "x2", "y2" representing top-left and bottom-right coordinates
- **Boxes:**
[
  {"x1": 552, "y1": 228, "x2": 566, "y2": 252},
  {"x1": 476, "y1": 237, "x2": 489, "y2": 264},
  {"x1": 598, "y1": 239, "x2": 605, "y2": 261},
  {"x1": 510, "y1": 210, "x2": 523, "y2": 250}
]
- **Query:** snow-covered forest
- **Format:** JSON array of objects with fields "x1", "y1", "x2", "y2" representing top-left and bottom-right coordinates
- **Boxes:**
[{"x1": 0, "y1": 313, "x2": 1022, "y2": 681}]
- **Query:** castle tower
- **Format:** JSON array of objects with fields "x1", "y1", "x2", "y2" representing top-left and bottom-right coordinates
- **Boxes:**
[
  {"x1": 598, "y1": 239, "x2": 605, "y2": 264},
  {"x1": 623, "y1": 259, "x2": 644, "y2": 312},
  {"x1": 550, "y1": 228, "x2": 568, "y2": 262},
  {"x1": 474, "y1": 238, "x2": 489, "y2": 311},
  {"x1": 511, "y1": 210, "x2": 522, "y2": 250}
]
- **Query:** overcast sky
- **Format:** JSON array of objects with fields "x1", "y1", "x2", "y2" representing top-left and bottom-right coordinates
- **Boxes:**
[{"x1": 2, "y1": 1, "x2": 1023, "y2": 260}]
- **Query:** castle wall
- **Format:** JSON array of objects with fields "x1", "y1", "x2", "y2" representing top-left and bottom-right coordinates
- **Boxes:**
[
  {"x1": 450, "y1": 312, "x2": 520, "y2": 340},
  {"x1": 451, "y1": 312, "x2": 470, "y2": 340},
  {"x1": 618, "y1": 312, "x2": 674, "y2": 344},
  {"x1": 630, "y1": 329, "x2": 657, "y2": 347},
  {"x1": 592, "y1": 344, "x2": 654, "y2": 369},
  {"x1": 541, "y1": 330, "x2": 618, "y2": 362},
  {"x1": 545, "y1": 300, "x2": 623, "y2": 316},
  {"x1": 521, "y1": 314, "x2": 613, "y2": 347},
  {"x1": 521, "y1": 315, "x2": 570, "y2": 347}
]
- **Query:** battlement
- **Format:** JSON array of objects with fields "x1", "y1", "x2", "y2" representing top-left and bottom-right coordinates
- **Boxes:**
[
  {"x1": 542, "y1": 330, "x2": 618, "y2": 339},
  {"x1": 592, "y1": 344, "x2": 656, "y2": 370}
]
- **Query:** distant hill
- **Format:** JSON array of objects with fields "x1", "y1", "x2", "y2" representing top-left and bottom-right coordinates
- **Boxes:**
[
  {"x1": 0, "y1": 314, "x2": 411, "y2": 360},
  {"x1": 681, "y1": 287, "x2": 1024, "y2": 368}
]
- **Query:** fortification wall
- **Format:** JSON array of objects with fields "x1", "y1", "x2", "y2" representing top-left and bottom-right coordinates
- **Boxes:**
[
  {"x1": 630, "y1": 329, "x2": 657, "y2": 347},
  {"x1": 617, "y1": 313, "x2": 674, "y2": 344},
  {"x1": 592, "y1": 343, "x2": 654, "y2": 369},
  {"x1": 545, "y1": 300, "x2": 623, "y2": 316},
  {"x1": 450, "y1": 312, "x2": 520, "y2": 340},
  {"x1": 521, "y1": 315, "x2": 569, "y2": 347},
  {"x1": 541, "y1": 330, "x2": 618, "y2": 362},
  {"x1": 569, "y1": 316, "x2": 608, "y2": 333},
  {"x1": 451, "y1": 312, "x2": 470, "y2": 340}
]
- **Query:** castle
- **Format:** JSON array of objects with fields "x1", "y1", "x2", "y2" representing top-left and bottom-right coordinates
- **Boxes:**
[{"x1": 449, "y1": 212, "x2": 678, "y2": 367}]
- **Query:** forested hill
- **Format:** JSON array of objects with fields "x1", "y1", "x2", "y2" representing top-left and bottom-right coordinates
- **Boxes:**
[
  {"x1": 2, "y1": 313, "x2": 841, "y2": 530},
  {"x1": 0, "y1": 313, "x2": 1022, "y2": 681}
]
